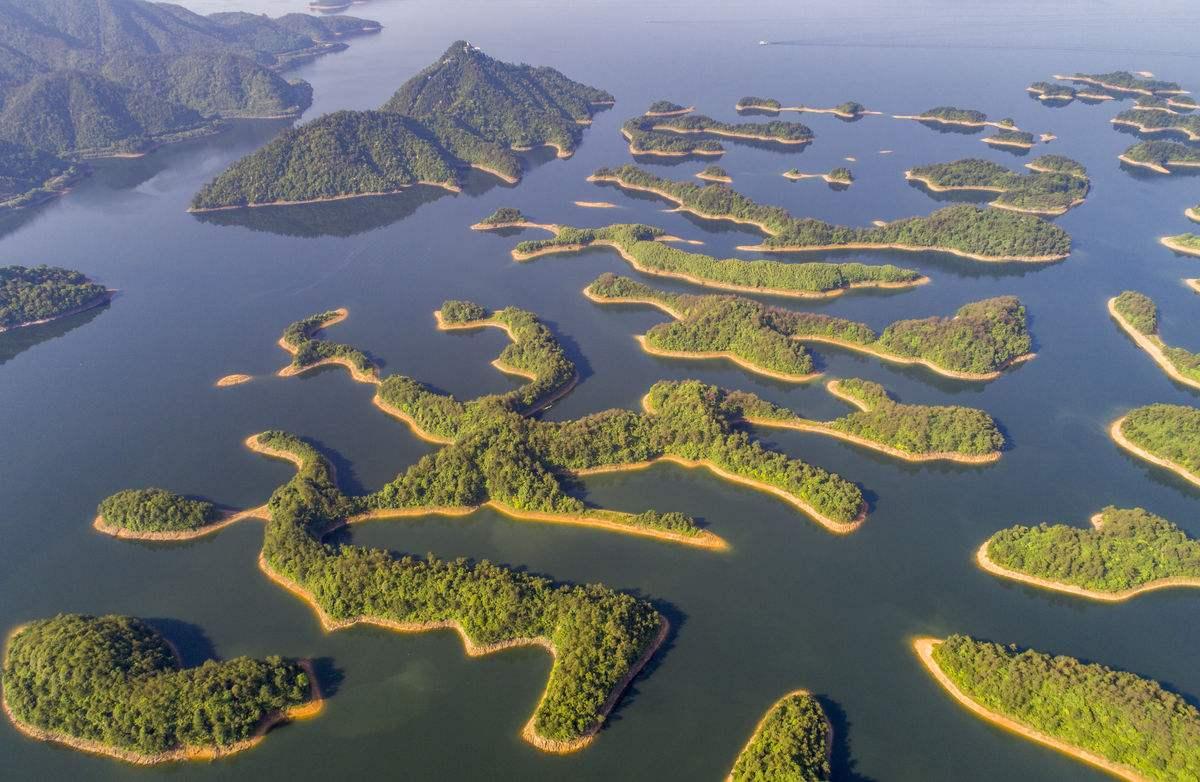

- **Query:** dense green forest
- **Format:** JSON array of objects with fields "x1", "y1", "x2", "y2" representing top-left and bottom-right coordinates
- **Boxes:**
[
  {"x1": 0, "y1": 141, "x2": 80, "y2": 208},
  {"x1": 1120, "y1": 404, "x2": 1200, "y2": 477},
  {"x1": 983, "y1": 129, "x2": 1035, "y2": 147},
  {"x1": 98, "y1": 489, "x2": 218, "y2": 533},
  {"x1": 0, "y1": 265, "x2": 108, "y2": 330},
  {"x1": 649, "y1": 114, "x2": 813, "y2": 142},
  {"x1": 281, "y1": 309, "x2": 374, "y2": 374},
  {"x1": 914, "y1": 106, "x2": 992, "y2": 124},
  {"x1": 986, "y1": 507, "x2": 1200, "y2": 593},
  {"x1": 622, "y1": 117, "x2": 725, "y2": 155},
  {"x1": 728, "y1": 692, "x2": 831, "y2": 782},
  {"x1": 1065, "y1": 71, "x2": 1183, "y2": 94},
  {"x1": 827, "y1": 167, "x2": 853, "y2": 183},
  {"x1": 1113, "y1": 291, "x2": 1200, "y2": 383},
  {"x1": 930, "y1": 634, "x2": 1200, "y2": 781},
  {"x1": 736, "y1": 97, "x2": 783, "y2": 110},
  {"x1": 0, "y1": 0, "x2": 380, "y2": 158},
  {"x1": 1122, "y1": 141, "x2": 1200, "y2": 168},
  {"x1": 646, "y1": 100, "x2": 688, "y2": 114},
  {"x1": 586, "y1": 273, "x2": 1031, "y2": 378},
  {"x1": 590, "y1": 166, "x2": 1071, "y2": 260},
  {"x1": 1028, "y1": 82, "x2": 1077, "y2": 100},
  {"x1": 476, "y1": 207, "x2": 528, "y2": 225},
  {"x1": 699, "y1": 165, "x2": 730, "y2": 180},
  {"x1": 514, "y1": 222, "x2": 922, "y2": 295},
  {"x1": 3, "y1": 613, "x2": 313, "y2": 755},
  {"x1": 908, "y1": 156, "x2": 1089, "y2": 213},
  {"x1": 1114, "y1": 109, "x2": 1200, "y2": 140}
]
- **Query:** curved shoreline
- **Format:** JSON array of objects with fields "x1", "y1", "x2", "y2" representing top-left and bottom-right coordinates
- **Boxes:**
[
  {"x1": 982, "y1": 137, "x2": 1034, "y2": 149},
  {"x1": 723, "y1": 688, "x2": 833, "y2": 782},
  {"x1": 1187, "y1": 278, "x2": 1200, "y2": 295},
  {"x1": 893, "y1": 114, "x2": 1018, "y2": 130},
  {"x1": 216, "y1": 373, "x2": 253, "y2": 387},
  {"x1": 1186, "y1": 207, "x2": 1200, "y2": 223},
  {"x1": 1111, "y1": 117, "x2": 1200, "y2": 142},
  {"x1": 1108, "y1": 297, "x2": 1200, "y2": 390},
  {"x1": 904, "y1": 171, "x2": 1078, "y2": 216},
  {"x1": 1053, "y1": 73, "x2": 1188, "y2": 97},
  {"x1": 186, "y1": 180, "x2": 462, "y2": 213},
  {"x1": 644, "y1": 106, "x2": 694, "y2": 117},
  {"x1": 1117, "y1": 154, "x2": 1169, "y2": 174},
  {"x1": 648, "y1": 124, "x2": 813, "y2": 146},
  {"x1": 696, "y1": 172, "x2": 733, "y2": 183},
  {"x1": 0, "y1": 290, "x2": 114, "y2": 334},
  {"x1": 634, "y1": 334, "x2": 822, "y2": 383},
  {"x1": 913, "y1": 637, "x2": 1146, "y2": 782},
  {"x1": 471, "y1": 220, "x2": 558, "y2": 232},
  {"x1": 1160, "y1": 236, "x2": 1200, "y2": 257},
  {"x1": 621, "y1": 129, "x2": 724, "y2": 158},
  {"x1": 792, "y1": 333, "x2": 1035, "y2": 381},
  {"x1": 92, "y1": 506, "x2": 269, "y2": 541},
  {"x1": 1110, "y1": 416, "x2": 1200, "y2": 489},
  {"x1": 275, "y1": 308, "x2": 381, "y2": 385},
  {"x1": 587, "y1": 174, "x2": 1068, "y2": 262},
  {"x1": 784, "y1": 171, "x2": 852, "y2": 185}
]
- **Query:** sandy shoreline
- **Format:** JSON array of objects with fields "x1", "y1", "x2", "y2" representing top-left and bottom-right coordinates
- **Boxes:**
[
  {"x1": 1160, "y1": 236, "x2": 1200, "y2": 257},
  {"x1": 621, "y1": 128, "x2": 724, "y2": 158},
  {"x1": 913, "y1": 638, "x2": 1146, "y2": 782},
  {"x1": 187, "y1": 181, "x2": 462, "y2": 213},
  {"x1": 1117, "y1": 154, "x2": 1170, "y2": 174},
  {"x1": 982, "y1": 137, "x2": 1034, "y2": 149},
  {"x1": 644, "y1": 106, "x2": 694, "y2": 117},
  {"x1": 724, "y1": 689, "x2": 833, "y2": 782},
  {"x1": 1110, "y1": 416, "x2": 1200, "y2": 490},
  {"x1": 784, "y1": 171, "x2": 852, "y2": 185},
  {"x1": 92, "y1": 506, "x2": 269, "y2": 541},
  {"x1": 649, "y1": 124, "x2": 813, "y2": 145},
  {"x1": 0, "y1": 290, "x2": 113, "y2": 334},
  {"x1": 1186, "y1": 207, "x2": 1200, "y2": 223},
  {"x1": 635, "y1": 335, "x2": 821, "y2": 383},
  {"x1": 696, "y1": 171, "x2": 733, "y2": 183},
  {"x1": 1110, "y1": 117, "x2": 1200, "y2": 142},
  {"x1": 216, "y1": 373, "x2": 253, "y2": 387},
  {"x1": 1108, "y1": 297, "x2": 1200, "y2": 390},
  {"x1": 791, "y1": 333, "x2": 1034, "y2": 381},
  {"x1": 893, "y1": 114, "x2": 1018, "y2": 130}
]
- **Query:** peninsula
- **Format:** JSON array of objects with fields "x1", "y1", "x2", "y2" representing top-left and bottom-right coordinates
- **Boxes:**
[
  {"x1": 1160, "y1": 234, "x2": 1200, "y2": 257},
  {"x1": 1110, "y1": 292, "x2": 1200, "y2": 389},
  {"x1": 588, "y1": 165, "x2": 1072, "y2": 262},
  {"x1": 906, "y1": 156, "x2": 1089, "y2": 215},
  {"x1": 1026, "y1": 82, "x2": 1079, "y2": 102},
  {"x1": 191, "y1": 42, "x2": 613, "y2": 209},
  {"x1": 0, "y1": 265, "x2": 110, "y2": 332},
  {"x1": 1112, "y1": 109, "x2": 1200, "y2": 142},
  {"x1": 980, "y1": 506, "x2": 1200, "y2": 600},
  {"x1": 586, "y1": 273, "x2": 1033, "y2": 382},
  {"x1": 482, "y1": 216, "x2": 927, "y2": 298},
  {"x1": 736, "y1": 96, "x2": 870, "y2": 119},
  {"x1": 1055, "y1": 70, "x2": 1186, "y2": 96},
  {"x1": 2, "y1": 613, "x2": 318, "y2": 763},
  {"x1": 916, "y1": 634, "x2": 1200, "y2": 782},
  {"x1": 0, "y1": 142, "x2": 83, "y2": 212},
  {"x1": 1119, "y1": 141, "x2": 1200, "y2": 174},
  {"x1": 1112, "y1": 404, "x2": 1200, "y2": 489},
  {"x1": 727, "y1": 690, "x2": 831, "y2": 782},
  {"x1": 894, "y1": 106, "x2": 1018, "y2": 130}
]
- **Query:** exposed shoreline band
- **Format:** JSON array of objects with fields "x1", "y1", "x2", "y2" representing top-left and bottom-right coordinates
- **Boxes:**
[
  {"x1": 1110, "y1": 416, "x2": 1200, "y2": 490},
  {"x1": 1108, "y1": 297, "x2": 1200, "y2": 390}
]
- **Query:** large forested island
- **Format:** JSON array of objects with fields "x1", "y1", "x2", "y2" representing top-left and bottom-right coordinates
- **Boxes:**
[
  {"x1": 0, "y1": 0, "x2": 381, "y2": 160},
  {"x1": 906, "y1": 156, "x2": 1089, "y2": 215},
  {"x1": 1112, "y1": 109, "x2": 1200, "y2": 141},
  {"x1": 620, "y1": 114, "x2": 812, "y2": 157},
  {"x1": 486, "y1": 216, "x2": 926, "y2": 298},
  {"x1": 1112, "y1": 404, "x2": 1200, "y2": 489},
  {"x1": 0, "y1": 265, "x2": 110, "y2": 332},
  {"x1": 727, "y1": 691, "x2": 831, "y2": 782},
  {"x1": 589, "y1": 165, "x2": 1071, "y2": 262},
  {"x1": 981, "y1": 506, "x2": 1200, "y2": 600},
  {"x1": 917, "y1": 635, "x2": 1200, "y2": 781},
  {"x1": 894, "y1": 106, "x2": 1016, "y2": 129},
  {"x1": 1110, "y1": 291, "x2": 1200, "y2": 389},
  {"x1": 2, "y1": 613, "x2": 318, "y2": 763},
  {"x1": 191, "y1": 42, "x2": 612, "y2": 210},
  {"x1": 586, "y1": 273, "x2": 1032, "y2": 382},
  {"x1": 1119, "y1": 141, "x2": 1200, "y2": 173}
]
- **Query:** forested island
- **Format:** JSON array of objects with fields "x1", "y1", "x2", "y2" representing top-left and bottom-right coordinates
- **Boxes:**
[
  {"x1": 697, "y1": 165, "x2": 732, "y2": 182},
  {"x1": 906, "y1": 156, "x2": 1089, "y2": 215},
  {"x1": 497, "y1": 221, "x2": 926, "y2": 298},
  {"x1": 894, "y1": 107, "x2": 1016, "y2": 129},
  {"x1": 621, "y1": 114, "x2": 812, "y2": 156},
  {"x1": 1056, "y1": 71, "x2": 1185, "y2": 96},
  {"x1": 982, "y1": 129, "x2": 1036, "y2": 149},
  {"x1": 1112, "y1": 404, "x2": 1200, "y2": 489},
  {"x1": 0, "y1": 0, "x2": 381, "y2": 160},
  {"x1": 586, "y1": 273, "x2": 1033, "y2": 382},
  {"x1": 1110, "y1": 292, "x2": 1200, "y2": 389},
  {"x1": 784, "y1": 168, "x2": 853, "y2": 185},
  {"x1": 981, "y1": 506, "x2": 1200, "y2": 600},
  {"x1": 1161, "y1": 234, "x2": 1200, "y2": 257},
  {"x1": 192, "y1": 41, "x2": 612, "y2": 209},
  {"x1": 1119, "y1": 141, "x2": 1200, "y2": 173},
  {"x1": 0, "y1": 265, "x2": 110, "y2": 332},
  {"x1": 735, "y1": 96, "x2": 868, "y2": 118},
  {"x1": 2, "y1": 613, "x2": 318, "y2": 763},
  {"x1": 0, "y1": 142, "x2": 84, "y2": 212},
  {"x1": 644, "y1": 100, "x2": 693, "y2": 117},
  {"x1": 588, "y1": 165, "x2": 1072, "y2": 262},
  {"x1": 278, "y1": 308, "x2": 377, "y2": 382},
  {"x1": 917, "y1": 635, "x2": 1200, "y2": 781},
  {"x1": 1112, "y1": 109, "x2": 1200, "y2": 141},
  {"x1": 727, "y1": 691, "x2": 831, "y2": 782},
  {"x1": 1026, "y1": 82, "x2": 1079, "y2": 102}
]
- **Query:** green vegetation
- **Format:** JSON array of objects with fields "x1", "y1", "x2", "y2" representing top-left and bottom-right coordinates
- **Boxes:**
[
  {"x1": 1120, "y1": 404, "x2": 1200, "y2": 478},
  {"x1": 281, "y1": 309, "x2": 372, "y2": 374},
  {"x1": 736, "y1": 97, "x2": 782, "y2": 111},
  {"x1": 1114, "y1": 109, "x2": 1200, "y2": 140},
  {"x1": 1170, "y1": 95, "x2": 1199, "y2": 109},
  {"x1": 834, "y1": 101, "x2": 866, "y2": 117},
  {"x1": 514, "y1": 223, "x2": 923, "y2": 296},
  {"x1": 646, "y1": 100, "x2": 688, "y2": 114},
  {"x1": 929, "y1": 634, "x2": 1200, "y2": 781},
  {"x1": 827, "y1": 167, "x2": 853, "y2": 183},
  {"x1": 2, "y1": 613, "x2": 313, "y2": 756},
  {"x1": 984, "y1": 129, "x2": 1035, "y2": 147},
  {"x1": 0, "y1": 142, "x2": 81, "y2": 209},
  {"x1": 0, "y1": 265, "x2": 108, "y2": 330},
  {"x1": 1028, "y1": 82, "x2": 1077, "y2": 100},
  {"x1": 908, "y1": 156, "x2": 1089, "y2": 213},
  {"x1": 698, "y1": 165, "x2": 730, "y2": 180},
  {"x1": 590, "y1": 165, "x2": 1072, "y2": 260},
  {"x1": 985, "y1": 507, "x2": 1200, "y2": 593},
  {"x1": 1064, "y1": 71, "x2": 1183, "y2": 94},
  {"x1": 913, "y1": 106, "x2": 991, "y2": 124},
  {"x1": 476, "y1": 207, "x2": 529, "y2": 226},
  {"x1": 1122, "y1": 141, "x2": 1200, "y2": 170},
  {"x1": 1165, "y1": 234, "x2": 1200, "y2": 251},
  {"x1": 98, "y1": 489, "x2": 218, "y2": 533},
  {"x1": 651, "y1": 114, "x2": 813, "y2": 142},
  {"x1": 1113, "y1": 290, "x2": 1200, "y2": 383},
  {"x1": 729, "y1": 692, "x2": 830, "y2": 782},
  {"x1": 587, "y1": 273, "x2": 1032, "y2": 379},
  {"x1": 193, "y1": 42, "x2": 611, "y2": 208},
  {"x1": 1135, "y1": 96, "x2": 1173, "y2": 110},
  {"x1": 622, "y1": 117, "x2": 724, "y2": 155}
]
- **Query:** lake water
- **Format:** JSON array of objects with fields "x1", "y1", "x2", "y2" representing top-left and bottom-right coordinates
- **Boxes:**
[{"x1": 3, "y1": 1, "x2": 1200, "y2": 779}]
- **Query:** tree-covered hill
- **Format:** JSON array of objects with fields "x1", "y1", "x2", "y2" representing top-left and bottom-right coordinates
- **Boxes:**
[
  {"x1": 0, "y1": 265, "x2": 109, "y2": 330},
  {"x1": 0, "y1": 141, "x2": 79, "y2": 207}
]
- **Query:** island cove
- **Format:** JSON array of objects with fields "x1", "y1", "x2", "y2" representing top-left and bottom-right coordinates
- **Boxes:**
[
  {"x1": 189, "y1": 42, "x2": 613, "y2": 210},
  {"x1": 586, "y1": 166, "x2": 1071, "y2": 262}
]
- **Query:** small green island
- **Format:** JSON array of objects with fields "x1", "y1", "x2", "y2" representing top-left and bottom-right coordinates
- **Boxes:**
[
  {"x1": 586, "y1": 273, "x2": 1033, "y2": 383},
  {"x1": 644, "y1": 100, "x2": 693, "y2": 117},
  {"x1": 697, "y1": 165, "x2": 732, "y2": 183},
  {"x1": 735, "y1": 96, "x2": 868, "y2": 119},
  {"x1": 982, "y1": 128, "x2": 1036, "y2": 149},
  {"x1": 1161, "y1": 234, "x2": 1200, "y2": 257},
  {"x1": 1112, "y1": 108, "x2": 1200, "y2": 141},
  {"x1": 727, "y1": 691, "x2": 831, "y2": 782},
  {"x1": 1110, "y1": 291, "x2": 1200, "y2": 389},
  {"x1": 906, "y1": 156, "x2": 1089, "y2": 215},
  {"x1": 916, "y1": 634, "x2": 1200, "y2": 782},
  {"x1": 1, "y1": 265, "x2": 111, "y2": 332},
  {"x1": 191, "y1": 41, "x2": 613, "y2": 210},
  {"x1": 588, "y1": 165, "x2": 1072, "y2": 262},
  {"x1": 621, "y1": 114, "x2": 813, "y2": 157},
  {"x1": 895, "y1": 106, "x2": 1016, "y2": 129},
  {"x1": 1026, "y1": 81, "x2": 1079, "y2": 102},
  {"x1": 1120, "y1": 141, "x2": 1200, "y2": 173},
  {"x1": 1055, "y1": 70, "x2": 1185, "y2": 96},
  {"x1": 1112, "y1": 403, "x2": 1200, "y2": 489},
  {"x1": 482, "y1": 216, "x2": 926, "y2": 298},
  {"x1": 2, "y1": 613, "x2": 319, "y2": 763},
  {"x1": 784, "y1": 167, "x2": 853, "y2": 186},
  {"x1": 981, "y1": 506, "x2": 1200, "y2": 600}
]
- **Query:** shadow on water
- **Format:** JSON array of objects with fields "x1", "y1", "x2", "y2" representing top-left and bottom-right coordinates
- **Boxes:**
[
  {"x1": 986, "y1": 142, "x2": 1032, "y2": 158},
  {"x1": 819, "y1": 696, "x2": 880, "y2": 782},
  {"x1": 913, "y1": 120, "x2": 983, "y2": 136},
  {"x1": 906, "y1": 179, "x2": 995, "y2": 206},
  {"x1": 144, "y1": 617, "x2": 217, "y2": 668},
  {"x1": 0, "y1": 303, "x2": 110, "y2": 367},
  {"x1": 632, "y1": 152, "x2": 726, "y2": 167},
  {"x1": 309, "y1": 656, "x2": 346, "y2": 698},
  {"x1": 601, "y1": 595, "x2": 685, "y2": 732}
]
